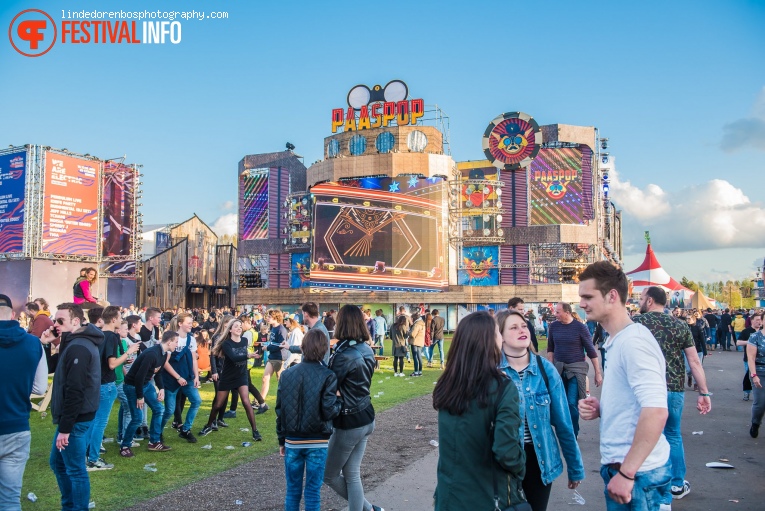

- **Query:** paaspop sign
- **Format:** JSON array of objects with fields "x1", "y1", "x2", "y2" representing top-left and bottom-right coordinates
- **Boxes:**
[{"x1": 331, "y1": 80, "x2": 424, "y2": 133}]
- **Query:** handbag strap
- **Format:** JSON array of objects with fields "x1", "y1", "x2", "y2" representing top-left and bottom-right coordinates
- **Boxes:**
[
  {"x1": 535, "y1": 353, "x2": 550, "y2": 394},
  {"x1": 491, "y1": 378, "x2": 510, "y2": 511}
]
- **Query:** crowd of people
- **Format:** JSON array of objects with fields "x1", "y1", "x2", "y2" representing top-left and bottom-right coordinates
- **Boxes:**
[{"x1": 1, "y1": 265, "x2": 764, "y2": 510}]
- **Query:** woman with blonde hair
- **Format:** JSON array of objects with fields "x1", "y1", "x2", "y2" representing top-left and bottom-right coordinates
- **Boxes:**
[
  {"x1": 285, "y1": 316, "x2": 305, "y2": 367},
  {"x1": 199, "y1": 319, "x2": 262, "y2": 440}
]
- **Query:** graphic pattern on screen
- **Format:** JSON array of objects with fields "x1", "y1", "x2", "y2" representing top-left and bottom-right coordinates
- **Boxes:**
[
  {"x1": 239, "y1": 171, "x2": 269, "y2": 240},
  {"x1": 290, "y1": 252, "x2": 310, "y2": 288},
  {"x1": 458, "y1": 245, "x2": 499, "y2": 286},
  {"x1": 102, "y1": 162, "x2": 135, "y2": 258},
  {"x1": 42, "y1": 154, "x2": 100, "y2": 257},
  {"x1": 310, "y1": 176, "x2": 447, "y2": 292},
  {"x1": 529, "y1": 147, "x2": 589, "y2": 225},
  {"x1": 0, "y1": 151, "x2": 26, "y2": 253}
]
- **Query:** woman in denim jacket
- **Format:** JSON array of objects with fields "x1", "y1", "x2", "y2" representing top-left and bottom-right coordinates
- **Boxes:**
[{"x1": 497, "y1": 309, "x2": 585, "y2": 510}]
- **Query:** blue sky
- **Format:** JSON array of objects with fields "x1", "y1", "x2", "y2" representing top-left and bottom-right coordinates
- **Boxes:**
[{"x1": 1, "y1": 0, "x2": 763, "y2": 283}]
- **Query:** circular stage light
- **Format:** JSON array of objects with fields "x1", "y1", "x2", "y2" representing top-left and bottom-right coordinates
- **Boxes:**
[
  {"x1": 327, "y1": 139, "x2": 340, "y2": 158},
  {"x1": 349, "y1": 135, "x2": 367, "y2": 156}
]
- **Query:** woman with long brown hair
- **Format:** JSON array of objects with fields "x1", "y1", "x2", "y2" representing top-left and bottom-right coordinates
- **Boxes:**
[
  {"x1": 199, "y1": 318, "x2": 262, "y2": 441},
  {"x1": 433, "y1": 311, "x2": 526, "y2": 511}
]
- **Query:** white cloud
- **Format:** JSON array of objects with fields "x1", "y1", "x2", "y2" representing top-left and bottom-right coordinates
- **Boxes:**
[
  {"x1": 611, "y1": 171, "x2": 765, "y2": 254},
  {"x1": 219, "y1": 200, "x2": 235, "y2": 211},
  {"x1": 720, "y1": 86, "x2": 765, "y2": 153},
  {"x1": 211, "y1": 213, "x2": 237, "y2": 237}
]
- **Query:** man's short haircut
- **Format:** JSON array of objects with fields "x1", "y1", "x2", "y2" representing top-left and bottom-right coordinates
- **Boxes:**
[
  {"x1": 301, "y1": 302, "x2": 319, "y2": 318},
  {"x1": 645, "y1": 286, "x2": 667, "y2": 306},
  {"x1": 126, "y1": 315, "x2": 142, "y2": 330},
  {"x1": 87, "y1": 307, "x2": 104, "y2": 324},
  {"x1": 161, "y1": 330, "x2": 179, "y2": 344},
  {"x1": 102, "y1": 306, "x2": 122, "y2": 324},
  {"x1": 507, "y1": 297, "x2": 524, "y2": 309},
  {"x1": 375, "y1": 309, "x2": 383, "y2": 316},
  {"x1": 268, "y1": 309, "x2": 284, "y2": 323},
  {"x1": 398, "y1": 306, "x2": 406, "y2": 312},
  {"x1": 25, "y1": 302, "x2": 40, "y2": 313},
  {"x1": 558, "y1": 302, "x2": 573, "y2": 314},
  {"x1": 578, "y1": 261, "x2": 629, "y2": 305},
  {"x1": 301, "y1": 329, "x2": 328, "y2": 362},
  {"x1": 432, "y1": 309, "x2": 440, "y2": 315},
  {"x1": 146, "y1": 307, "x2": 161, "y2": 320},
  {"x1": 57, "y1": 303, "x2": 85, "y2": 324}
]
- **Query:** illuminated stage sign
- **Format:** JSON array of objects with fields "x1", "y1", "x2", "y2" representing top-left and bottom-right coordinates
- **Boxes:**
[
  {"x1": 483, "y1": 112, "x2": 542, "y2": 170},
  {"x1": 529, "y1": 146, "x2": 594, "y2": 225},
  {"x1": 459, "y1": 246, "x2": 499, "y2": 286},
  {"x1": 310, "y1": 176, "x2": 447, "y2": 292},
  {"x1": 0, "y1": 150, "x2": 26, "y2": 253},
  {"x1": 42, "y1": 154, "x2": 100, "y2": 257},
  {"x1": 331, "y1": 80, "x2": 424, "y2": 133},
  {"x1": 102, "y1": 162, "x2": 136, "y2": 257},
  {"x1": 239, "y1": 169, "x2": 269, "y2": 240}
]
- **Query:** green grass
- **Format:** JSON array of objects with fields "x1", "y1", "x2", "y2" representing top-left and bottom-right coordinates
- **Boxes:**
[{"x1": 22, "y1": 339, "x2": 451, "y2": 511}]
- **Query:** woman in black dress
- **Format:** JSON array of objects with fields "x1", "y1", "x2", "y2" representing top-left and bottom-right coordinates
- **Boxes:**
[{"x1": 199, "y1": 319, "x2": 263, "y2": 441}]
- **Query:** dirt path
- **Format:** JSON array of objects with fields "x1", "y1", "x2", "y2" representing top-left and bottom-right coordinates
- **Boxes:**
[{"x1": 123, "y1": 393, "x2": 439, "y2": 511}]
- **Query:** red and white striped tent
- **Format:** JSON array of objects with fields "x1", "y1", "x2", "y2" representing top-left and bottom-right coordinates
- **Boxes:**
[{"x1": 626, "y1": 243, "x2": 690, "y2": 294}]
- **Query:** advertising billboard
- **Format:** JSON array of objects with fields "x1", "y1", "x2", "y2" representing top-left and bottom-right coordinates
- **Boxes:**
[
  {"x1": 0, "y1": 150, "x2": 26, "y2": 253},
  {"x1": 42, "y1": 153, "x2": 100, "y2": 257},
  {"x1": 239, "y1": 169, "x2": 269, "y2": 240},
  {"x1": 310, "y1": 176, "x2": 447, "y2": 292},
  {"x1": 458, "y1": 246, "x2": 499, "y2": 286},
  {"x1": 102, "y1": 162, "x2": 136, "y2": 257},
  {"x1": 529, "y1": 146, "x2": 592, "y2": 225}
]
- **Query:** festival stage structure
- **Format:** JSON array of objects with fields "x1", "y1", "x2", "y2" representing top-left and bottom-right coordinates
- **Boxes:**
[
  {"x1": 234, "y1": 80, "x2": 623, "y2": 325},
  {"x1": 137, "y1": 214, "x2": 236, "y2": 309},
  {"x1": 0, "y1": 145, "x2": 142, "y2": 309}
]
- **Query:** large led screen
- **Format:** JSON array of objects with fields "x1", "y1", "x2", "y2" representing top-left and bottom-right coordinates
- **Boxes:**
[
  {"x1": 239, "y1": 169, "x2": 268, "y2": 240},
  {"x1": 102, "y1": 162, "x2": 135, "y2": 257},
  {"x1": 529, "y1": 147, "x2": 592, "y2": 225},
  {"x1": 458, "y1": 245, "x2": 499, "y2": 286},
  {"x1": 0, "y1": 151, "x2": 26, "y2": 253},
  {"x1": 310, "y1": 177, "x2": 447, "y2": 292},
  {"x1": 42, "y1": 154, "x2": 100, "y2": 257}
]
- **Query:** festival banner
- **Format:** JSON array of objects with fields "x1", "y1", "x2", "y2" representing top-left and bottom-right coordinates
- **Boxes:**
[
  {"x1": 42, "y1": 153, "x2": 100, "y2": 257},
  {"x1": 0, "y1": 151, "x2": 27, "y2": 253},
  {"x1": 290, "y1": 252, "x2": 310, "y2": 288},
  {"x1": 529, "y1": 147, "x2": 589, "y2": 225},
  {"x1": 239, "y1": 169, "x2": 269, "y2": 240},
  {"x1": 102, "y1": 162, "x2": 136, "y2": 257},
  {"x1": 458, "y1": 246, "x2": 499, "y2": 286}
]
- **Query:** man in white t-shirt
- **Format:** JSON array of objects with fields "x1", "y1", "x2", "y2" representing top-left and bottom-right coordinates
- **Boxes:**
[{"x1": 577, "y1": 261, "x2": 671, "y2": 510}]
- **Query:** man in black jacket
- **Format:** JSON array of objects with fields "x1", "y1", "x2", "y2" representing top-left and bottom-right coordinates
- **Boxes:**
[
  {"x1": 430, "y1": 309, "x2": 446, "y2": 369},
  {"x1": 42, "y1": 303, "x2": 103, "y2": 511},
  {"x1": 276, "y1": 330, "x2": 341, "y2": 510}
]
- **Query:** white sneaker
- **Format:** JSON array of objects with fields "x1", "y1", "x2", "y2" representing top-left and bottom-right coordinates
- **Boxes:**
[
  {"x1": 659, "y1": 504, "x2": 671, "y2": 511},
  {"x1": 671, "y1": 480, "x2": 690, "y2": 499}
]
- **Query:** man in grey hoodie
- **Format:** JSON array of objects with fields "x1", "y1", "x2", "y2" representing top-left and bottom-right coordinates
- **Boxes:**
[{"x1": 42, "y1": 303, "x2": 103, "y2": 511}]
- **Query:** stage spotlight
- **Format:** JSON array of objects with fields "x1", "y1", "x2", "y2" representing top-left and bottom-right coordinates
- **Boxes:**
[
  {"x1": 600, "y1": 138, "x2": 608, "y2": 150},
  {"x1": 286, "y1": 142, "x2": 295, "y2": 151},
  {"x1": 602, "y1": 172, "x2": 609, "y2": 182},
  {"x1": 601, "y1": 153, "x2": 609, "y2": 164}
]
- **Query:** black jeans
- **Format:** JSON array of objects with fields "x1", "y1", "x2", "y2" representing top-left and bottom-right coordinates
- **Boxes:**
[
  {"x1": 230, "y1": 371, "x2": 265, "y2": 410},
  {"x1": 174, "y1": 393, "x2": 186, "y2": 424},
  {"x1": 522, "y1": 442, "x2": 552, "y2": 511},
  {"x1": 393, "y1": 356, "x2": 404, "y2": 373}
]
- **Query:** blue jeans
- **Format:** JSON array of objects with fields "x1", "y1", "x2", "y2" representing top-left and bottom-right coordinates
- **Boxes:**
[
  {"x1": 50, "y1": 420, "x2": 92, "y2": 511},
  {"x1": 564, "y1": 375, "x2": 580, "y2": 437},
  {"x1": 115, "y1": 382, "x2": 131, "y2": 442},
  {"x1": 601, "y1": 460, "x2": 671, "y2": 510},
  {"x1": 162, "y1": 384, "x2": 201, "y2": 433},
  {"x1": 324, "y1": 422, "x2": 375, "y2": 511},
  {"x1": 664, "y1": 392, "x2": 685, "y2": 493},
  {"x1": 0, "y1": 431, "x2": 31, "y2": 511},
  {"x1": 284, "y1": 447, "x2": 328, "y2": 511},
  {"x1": 374, "y1": 335, "x2": 385, "y2": 356},
  {"x1": 708, "y1": 327, "x2": 717, "y2": 347},
  {"x1": 87, "y1": 382, "x2": 117, "y2": 463},
  {"x1": 424, "y1": 345, "x2": 433, "y2": 363},
  {"x1": 410, "y1": 346, "x2": 422, "y2": 373},
  {"x1": 431, "y1": 339, "x2": 445, "y2": 365},
  {"x1": 123, "y1": 383, "x2": 164, "y2": 446}
]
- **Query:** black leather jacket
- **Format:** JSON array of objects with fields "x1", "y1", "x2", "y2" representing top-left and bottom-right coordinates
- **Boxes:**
[
  {"x1": 329, "y1": 340, "x2": 376, "y2": 415},
  {"x1": 275, "y1": 361, "x2": 341, "y2": 445}
]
